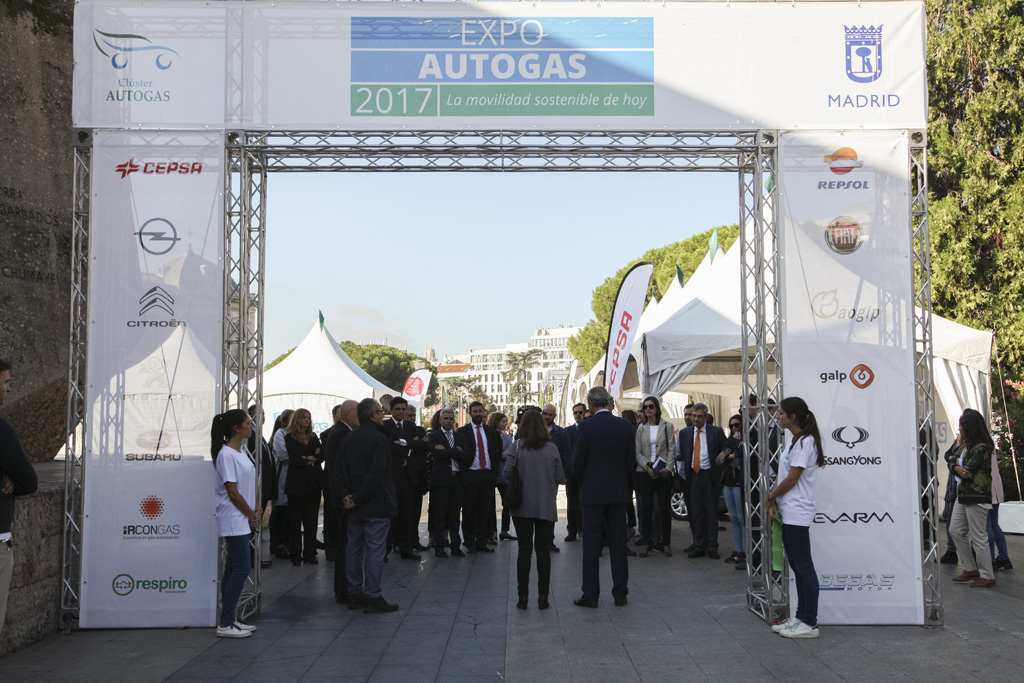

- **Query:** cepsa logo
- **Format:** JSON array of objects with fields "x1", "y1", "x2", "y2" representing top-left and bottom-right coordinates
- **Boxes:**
[
  {"x1": 116, "y1": 158, "x2": 204, "y2": 179},
  {"x1": 607, "y1": 310, "x2": 633, "y2": 389},
  {"x1": 820, "y1": 573, "x2": 894, "y2": 592},
  {"x1": 819, "y1": 364, "x2": 874, "y2": 389}
]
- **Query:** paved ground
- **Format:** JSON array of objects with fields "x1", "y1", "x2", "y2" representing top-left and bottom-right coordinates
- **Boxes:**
[{"x1": 3, "y1": 520, "x2": 1023, "y2": 683}]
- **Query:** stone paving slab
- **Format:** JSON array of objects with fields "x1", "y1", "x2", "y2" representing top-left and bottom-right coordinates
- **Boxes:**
[{"x1": 1, "y1": 521, "x2": 1023, "y2": 682}]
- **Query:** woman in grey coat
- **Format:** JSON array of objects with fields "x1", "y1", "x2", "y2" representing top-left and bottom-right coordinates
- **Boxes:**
[{"x1": 503, "y1": 409, "x2": 565, "y2": 610}]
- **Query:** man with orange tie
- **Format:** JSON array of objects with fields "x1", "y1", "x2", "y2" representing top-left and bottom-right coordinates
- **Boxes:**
[
  {"x1": 677, "y1": 403, "x2": 726, "y2": 559},
  {"x1": 455, "y1": 402, "x2": 502, "y2": 553}
]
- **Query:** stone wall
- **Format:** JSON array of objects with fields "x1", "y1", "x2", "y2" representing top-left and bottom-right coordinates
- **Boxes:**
[
  {"x1": 0, "y1": 0, "x2": 76, "y2": 463},
  {"x1": 0, "y1": 461, "x2": 64, "y2": 656}
]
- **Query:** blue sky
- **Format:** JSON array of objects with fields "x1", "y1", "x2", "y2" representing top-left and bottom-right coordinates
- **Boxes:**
[{"x1": 264, "y1": 171, "x2": 738, "y2": 361}]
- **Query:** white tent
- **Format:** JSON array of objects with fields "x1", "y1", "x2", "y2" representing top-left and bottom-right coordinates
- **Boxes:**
[{"x1": 255, "y1": 320, "x2": 397, "y2": 438}]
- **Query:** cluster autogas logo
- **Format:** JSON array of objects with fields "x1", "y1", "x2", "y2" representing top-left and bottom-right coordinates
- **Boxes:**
[
  {"x1": 123, "y1": 495, "x2": 181, "y2": 540},
  {"x1": 819, "y1": 364, "x2": 875, "y2": 389},
  {"x1": 817, "y1": 148, "x2": 870, "y2": 191},
  {"x1": 116, "y1": 158, "x2": 204, "y2": 180},
  {"x1": 111, "y1": 573, "x2": 188, "y2": 596},
  {"x1": 810, "y1": 290, "x2": 880, "y2": 324},
  {"x1": 828, "y1": 25, "x2": 901, "y2": 110},
  {"x1": 94, "y1": 28, "x2": 177, "y2": 103},
  {"x1": 823, "y1": 216, "x2": 865, "y2": 255},
  {"x1": 819, "y1": 573, "x2": 895, "y2": 592},
  {"x1": 814, "y1": 511, "x2": 894, "y2": 524},
  {"x1": 827, "y1": 425, "x2": 880, "y2": 466}
]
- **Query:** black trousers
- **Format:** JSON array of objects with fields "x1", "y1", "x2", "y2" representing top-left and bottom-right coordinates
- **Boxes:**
[
  {"x1": 689, "y1": 470, "x2": 720, "y2": 551},
  {"x1": 428, "y1": 480, "x2": 465, "y2": 549},
  {"x1": 462, "y1": 469, "x2": 496, "y2": 548},
  {"x1": 496, "y1": 483, "x2": 512, "y2": 534},
  {"x1": 287, "y1": 491, "x2": 321, "y2": 560},
  {"x1": 635, "y1": 473, "x2": 674, "y2": 546},
  {"x1": 565, "y1": 475, "x2": 582, "y2": 535},
  {"x1": 581, "y1": 503, "x2": 629, "y2": 602},
  {"x1": 333, "y1": 508, "x2": 348, "y2": 599},
  {"x1": 322, "y1": 485, "x2": 337, "y2": 551},
  {"x1": 389, "y1": 473, "x2": 418, "y2": 552},
  {"x1": 269, "y1": 503, "x2": 288, "y2": 551},
  {"x1": 512, "y1": 517, "x2": 554, "y2": 599}
]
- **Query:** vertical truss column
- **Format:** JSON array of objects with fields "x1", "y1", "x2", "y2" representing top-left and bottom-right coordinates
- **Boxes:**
[
  {"x1": 910, "y1": 132, "x2": 942, "y2": 626},
  {"x1": 740, "y1": 131, "x2": 786, "y2": 624},
  {"x1": 61, "y1": 131, "x2": 93, "y2": 628},
  {"x1": 224, "y1": 132, "x2": 267, "y2": 618}
]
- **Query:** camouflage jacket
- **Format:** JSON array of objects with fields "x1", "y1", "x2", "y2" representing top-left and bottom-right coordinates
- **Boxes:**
[{"x1": 947, "y1": 443, "x2": 993, "y2": 505}]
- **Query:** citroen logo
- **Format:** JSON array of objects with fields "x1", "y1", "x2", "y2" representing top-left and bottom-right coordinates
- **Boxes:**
[{"x1": 139, "y1": 286, "x2": 174, "y2": 316}]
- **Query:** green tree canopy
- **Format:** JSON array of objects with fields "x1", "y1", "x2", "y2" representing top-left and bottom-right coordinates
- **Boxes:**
[{"x1": 568, "y1": 225, "x2": 739, "y2": 371}]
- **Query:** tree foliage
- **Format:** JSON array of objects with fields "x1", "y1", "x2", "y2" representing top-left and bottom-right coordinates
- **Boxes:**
[
  {"x1": 568, "y1": 224, "x2": 739, "y2": 371},
  {"x1": 265, "y1": 347, "x2": 295, "y2": 371},
  {"x1": 501, "y1": 349, "x2": 543, "y2": 406},
  {"x1": 927, "y1": 0, "x2": 1024, "y2": 373},
  {"x1": 339, "y1": 341, "x2": 439, "y2": 406}
]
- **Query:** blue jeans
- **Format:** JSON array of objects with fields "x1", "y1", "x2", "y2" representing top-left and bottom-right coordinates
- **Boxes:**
[
  {"x1": 722, "y1": 485, "x2": 745, "y2": 553},
  {"x1": 346, "y1": 516, "x2": 390, "y2": 598},
  {"x1": 987, "y1": 503, "x2": 1009, "y2": 562},
  {"x1": 782, "y1": 524, "x2": 818, "y2": 628},
  {"x1": 220, "y1": 534, "x2": 251, "y2": 627}
]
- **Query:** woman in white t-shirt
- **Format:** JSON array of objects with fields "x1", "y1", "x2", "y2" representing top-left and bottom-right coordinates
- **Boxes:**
[
  {"x1": 766, "y1": 397, "x2": 826, "y2": 640},
  {"x1": 212, "y1": 409, "x2": 261, "y2": 639}
]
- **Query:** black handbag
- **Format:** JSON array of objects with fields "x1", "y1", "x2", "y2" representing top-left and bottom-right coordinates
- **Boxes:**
[{"x1": 504, "y1": 441, "x2": 524, "y2": 509}]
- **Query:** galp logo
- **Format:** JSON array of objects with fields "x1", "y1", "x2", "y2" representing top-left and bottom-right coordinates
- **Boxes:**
[
  {"x1": 116, "y1": 158, "x2": 204, "y2": 179},
  {"x1": 819, "y1": 364, "x2": 874, "y2": 389},
  {"x1": 844, "y1": 25, "x2": 883, "y2": 83},
  {"x1": 93, "y1": 29, "x2": 179, "y2": 70}
]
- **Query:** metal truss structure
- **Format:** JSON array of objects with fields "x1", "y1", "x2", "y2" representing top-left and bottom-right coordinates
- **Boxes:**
[{"x1": 910, "y1": 133, "x2": 942, "y2": 626}]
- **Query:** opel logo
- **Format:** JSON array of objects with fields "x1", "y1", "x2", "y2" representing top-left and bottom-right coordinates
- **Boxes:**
[{"x1": 136, "y1": 218, "x2": 180, "y2": 256}]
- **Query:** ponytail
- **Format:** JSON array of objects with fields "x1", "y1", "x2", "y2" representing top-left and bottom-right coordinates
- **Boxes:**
[
  {"x1": 210, "y1": 409, "x2": 248, "y2": 465},
  {"x1": 779, "y1": 397, "x2": 826, "y2": 468}
]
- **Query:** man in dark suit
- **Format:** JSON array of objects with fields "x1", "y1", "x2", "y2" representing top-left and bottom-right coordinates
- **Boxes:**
[
  {"x1": 426, "y1": 408, "x2": 473, "y2": 557},
  {"x1": 327, "y1": 400, "x2": 357, "y2": 605},
  {"x1": 678, "y1": 402, "x2": 727, "y2": 559},
  {"x1": 319, "y1": 404, "x2": 343, "y2": 561},
  {"x1": 564, "y1": 402, "x2": 587, "y2": 541},
  {"x1": 340, "y1": 398, "x2": 399, "y2": 613},
  {"x1": 572, "y1": 387, "x2": 634, "y2": 608},
  {"x1": 542, "y1": 404, "x2": 573, "y2": 550},
  {"x1": 455, "y1": 401, "x2": 502, "y2": 553},
  {"x1": 405, "y1": 403, "x2": 430, "y2": 552},
  {"x1": 380, "y1": 397, "x2": 428, "y2": 560}
]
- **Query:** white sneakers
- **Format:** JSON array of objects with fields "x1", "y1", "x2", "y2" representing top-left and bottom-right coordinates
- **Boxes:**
[
  {"x1": 216, "y1": 623, "x2": 252, "y2": 638},
  {"x1": 233, "y1": 621, "x2": 257, "y2": 632},
  {"x1": 770, "y1": 617, "x2": 798, "y2": 633},
  {"x1": 779, "y1": 619, "x2": 820, "y2": 639}
]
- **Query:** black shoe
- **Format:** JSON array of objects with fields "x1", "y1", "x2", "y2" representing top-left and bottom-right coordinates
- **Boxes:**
[
  {"x1": 939, "y1": 550, "x2": 958, "y2": 564},
  {"x1": 450, "y1": 548, "x2": 465, "y2": 557},
  {"x1": 551, "y1": 544, "x2": 561, "y2": 553},
  {"x1": 707, "y1": 551, "x2": 721, "y2": 560},
  {"x1": 682, "y1": 544, "x2": 696, "y2": 553},
  {"x1": 275, "y1": 548, "x2": 291, "y2": 560},
  {"x1": 290, "y1": 558, "x2": 303, "y2": 566},
  {"x1": 465, "y1": 546, "x2": 477, "y2": 555},
  {"x1": 260, "y1": 559, "x2": 273, "y2": 569},
  {"x1": 363, "y1": 596, "x2": 399, "y2": 614},
  {"x1": 994, "y1": 558, "x2": 1014, "y2": 570},
  {"x1": 476, "y1": 545, "x2": 494, "y2": 553},
  {"x1": 316, "y1": 540, "x2": 326, "y2": 549},
  {"x1": 435, "y1": 549, "x2": 449, "y2": 559},
  {"x1": 500, "y1": 532, "x2": 517, "y2": 541},
  {"x1": 428, "y1": 539, "x2": 436, "y2": 548},
  {"x1": 516, "y1": 597, "x2": 528, "y2": 610},
  {"x1": 626, "y1": 547, "x2": 637, "y2": 557},
  {"x1": 487, "y1": 536, "x2": 499, "y2": 545},
  {"x1": 538, "y1": 597, "x2": 550, "y2": 610},
  {"x1": 565, "y1": 533, "x2": 578, "y2": 542},
  {"x1": 687, "y1": 549, "x2": 706, "y2": 559},
  {"x1": 400, "y1": 550, "x2": 422, "y2": 561},
  {"x1": 634, "y1": 538, "x2": 648, "y2": 547},
  {"x1": 615, "y1": 596, "x2": 628, "y2": 607},
  {"x1": 414, "y1": 542, "x2": 430, "y2": 552},
  {"x1": 304, "y1": 558, "x2": 319, "y2": 565},
  {"x1": 347, "y1": 594, "x2": 365, "y2": 610},
  {"x1": 574, "y1": 596, "x2": 598, "y2": 608}
]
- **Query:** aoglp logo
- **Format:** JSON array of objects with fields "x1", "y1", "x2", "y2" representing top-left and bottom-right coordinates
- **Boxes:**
[
  {"x1": 819, "y1": 364, "x2": 874, "y2": 389},
  {"x1": 844, "y1": 25, "x2": 883, "y2": 83},
  {"x1": 135, "y1": 218, "x2": 180, "y2": 256},
  {"x1": 824, "y1": 216, "x2": 865, "y2": 254},
  {"x1": 116, "y1": 158, "x2": 204, "y2": 179},
  {"x1": 111, "y1": 573, "x2": 188, "y2": 596},
  {"x1": 810, "y1": 290, "x2": 880, "y2": 323},
  {"x1": 820, "y1": 573, "x2": 894, "y2": 591}
]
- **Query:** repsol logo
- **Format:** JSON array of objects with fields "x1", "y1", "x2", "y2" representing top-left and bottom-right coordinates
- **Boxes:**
[{"x1": 814, "y1": 512, "x2": 893, "y2": 524}]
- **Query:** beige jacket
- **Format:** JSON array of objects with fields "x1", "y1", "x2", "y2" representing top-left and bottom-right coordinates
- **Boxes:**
[{"x1": 634, "y1": 420, "x2": 677, "y2": 473}]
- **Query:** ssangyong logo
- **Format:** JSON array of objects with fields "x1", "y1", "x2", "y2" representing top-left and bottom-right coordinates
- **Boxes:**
[
  {"x1": 111, "y1": 573, "x2": 187, "y2": 596},
  {"x1": 831, "y1": 425, "x2": 869, "y2": 449},
  {"x1": 116, "y1": 158, "x2": 204, "y2": 179},
  {"x1": 844, "y1": 25, "x2": 883, "y2": 84},
  {"x1": 814, "y1": 511, "x2": 893, "y2": 524},
  {"x1": 820, "y1": 573, "x2": 894, "y2": 591},
  {"x1": 824, "y1": 216, "x2": 865, "y2": 254}
]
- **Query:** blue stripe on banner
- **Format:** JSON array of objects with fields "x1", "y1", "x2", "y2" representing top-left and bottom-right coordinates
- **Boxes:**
[
  {"x1": 351, "y1": 17, "x2": 654, "y2": 50},
  {"x1": 351, "y1": 50, "x2": 654, "y2": 84}
]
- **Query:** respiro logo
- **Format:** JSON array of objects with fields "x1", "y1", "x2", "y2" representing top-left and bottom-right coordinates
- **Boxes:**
[{"x1": 112, "y1": 573, "x2": 188, "y2": 596}]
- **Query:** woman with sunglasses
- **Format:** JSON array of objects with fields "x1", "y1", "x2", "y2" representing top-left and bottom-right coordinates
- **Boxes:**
[
  {"x1": 634, "y1": 396, "x2": 677, "y2": 557},
  {"x1": 719, "y1": 415, "x2": 747, "y2": 568}
]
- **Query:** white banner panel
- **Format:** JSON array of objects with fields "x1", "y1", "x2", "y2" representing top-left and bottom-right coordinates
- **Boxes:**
[
  {"x1": 80, "y1": 131, "x2": 224, "y2": 628},
  {"x1": 606, "y1": 262, "x2": 654, "y2": 400},
  {"x1": 73, "y1": 0, "x2": 926, "y2": 131},
  {"x1": 778, "y1": 130, "x2": 922, "y2": 624}
]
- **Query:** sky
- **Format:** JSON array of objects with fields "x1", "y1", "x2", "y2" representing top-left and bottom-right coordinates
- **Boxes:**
[{"x1": 264, "y1": 171, "x2": 738, "y2": 362}]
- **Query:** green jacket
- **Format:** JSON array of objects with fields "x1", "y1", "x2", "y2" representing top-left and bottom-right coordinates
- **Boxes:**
[{"x1": 947, "y1": 443, "x2": 993, "y2": 505}]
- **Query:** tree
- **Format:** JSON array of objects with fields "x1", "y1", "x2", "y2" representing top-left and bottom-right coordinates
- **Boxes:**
[
  {"x1": 339, "y1": 341, "x2": 440, "y2": 406},
  {"x1": 569, "y1": 225, "x2": 739, "y2": 371},
  {"x1": 502, "y1": 349, "x2": 543, "y2": 407},
  {"x1": 265, "y1": 347, "x2": 295, "y2": 371}
]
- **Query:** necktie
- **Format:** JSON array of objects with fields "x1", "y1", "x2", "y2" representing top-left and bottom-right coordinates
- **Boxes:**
[
  {"x1": 446, "y1": 431, "x2": 453, "y2": 447},
  {"x1": 693, "y1": 428, "x2": 702, "y2": 473},
  {"x1": 397, "y1": 421, "x2": 403, "y2": 438},
  {"x1": 476, "y1": 425, "x2": 486, "y2": 469}
]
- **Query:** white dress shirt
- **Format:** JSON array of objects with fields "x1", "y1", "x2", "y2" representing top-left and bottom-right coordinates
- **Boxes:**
[
  {"x1": 693, "y1": 426, "x2": 710, "y2": 470},
  {"x1": 469, "y1": 423, "x2": 490, "y2": 470}
]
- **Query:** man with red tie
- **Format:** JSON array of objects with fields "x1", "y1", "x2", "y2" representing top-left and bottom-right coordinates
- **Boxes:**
[
  {"x1": 456, "y1": 401, "x2": 503, "y2": 553},
  {"x1": 677, "y1": 402, "x2": 727, "y2": 559}
]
